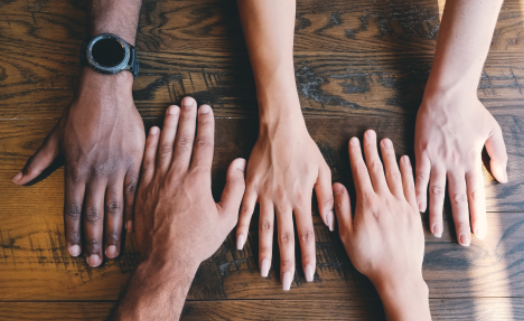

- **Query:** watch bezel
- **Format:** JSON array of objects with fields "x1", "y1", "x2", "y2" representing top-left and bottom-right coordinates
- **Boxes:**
[{"x1": 85, "y1": 33, "x2": 131, "y2": 74}]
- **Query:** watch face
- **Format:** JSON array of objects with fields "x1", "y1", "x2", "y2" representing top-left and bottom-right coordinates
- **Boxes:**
[
  {"x1": 86, "y1": 34, "x2": 131, "y2": 74},
  {"x1": 92, "y1": 38, "x2": 125, "y2": 67}
]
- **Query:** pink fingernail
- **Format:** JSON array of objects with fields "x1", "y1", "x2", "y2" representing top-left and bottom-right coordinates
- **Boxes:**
[
  {"x1": 105, "y1": 245, "x2": 118, "y2": 259},
  {"x1": 199, "y1": 105, "x2": 211, "y2": 114},
  {"x1": 236, "y1": 234, "x2": 245, "y2": 250},
  {"x1": 459, "y1": 234, "x2": 470, "y2": 247},
  {"x1": 260, "y1": 258, "x2": 270, "y2": 277},
  {"x1": 382, "y1": 139, "x2": 392, "y2": 149},
  {"x1": 11, "y1": 171, "x2": 22, "y2": 183},
  {"x1": 68, "y1": 245, "x2": 81, "y2": 257},
  {"x1": 282, "y1": 271, "x2": 293, "y2": 291},
  {"x1": 150, "y1": 127, "x2": 159, "y2": 135},
  {"x1": 304, "y1": 264, "x2": 315, "y2": 282},
  {"x1": 350, "y1": 137, "x2": 359, "y2": 146},
  {"x1": 87, "y1": 254, "x2": 101, "y2": 267},
  {"x1": 236, "y1": 159, "x2": 246, "y2": 171},
  {"x1": 431, "y1": 224, "x2": 442, "y2": 238},
  {"x1": 327, "y1": 211, "x2": 335, "y2": 232},
  {"x1": 126, "y1": 221, "x2": 133, "y2": 232},
  {"x1": 168, "y1": 105, "x2": 179, "y2": 115}
]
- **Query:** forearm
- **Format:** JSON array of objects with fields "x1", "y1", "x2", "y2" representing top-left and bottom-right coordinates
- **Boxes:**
[
  {"x1": 426, "y1": 0, "x2": 504, "y2": 95},
  {"x1": 112, "y1": 258, "x2": 198, "y2": 321},
  {"x1": 237, "y1": 0, "x2": 301, "y2": 124},
  {"x1": 89, "y1": 0, "x2": 142, "y2": 45},
  {"x1": 374, "y1": 274, "x2": 431, "y2": 321}
]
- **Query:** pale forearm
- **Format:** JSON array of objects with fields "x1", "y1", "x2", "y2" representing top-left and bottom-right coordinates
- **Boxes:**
[
  {"x1": 237, "y1": 0, "x2": 301, "y2": 123},
  {"x1": 89, "y1": 0, "x2": 142, "y2": 45},
  {"x1": 112, "y1": 258, "x2": 198, "y2": 321},
  {"x1": 427, "y1": 0, "x2": 504, "y2": 94}
]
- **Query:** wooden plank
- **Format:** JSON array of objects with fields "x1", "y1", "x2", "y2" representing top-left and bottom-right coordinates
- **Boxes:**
[
  {"x1": 0, "y1": 299, "x2": 522, "y2": 320},
  {"x1": 1, "y1": 117, "x2": 524, "y2": 301}
]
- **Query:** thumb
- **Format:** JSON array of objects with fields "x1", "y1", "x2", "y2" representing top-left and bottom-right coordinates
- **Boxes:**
[
  {"x1": 485, "y1": 123, "x2": 508, "y2": 183},
  {"x1": 217, "y1": 158, "x2": 247, "y2": 225},
  {"x1": 12, "y1": 127, "x2": 60, "y2": 185},
  {"x1": 333, "y1": 182, "x2": 353, "y2": 238}
]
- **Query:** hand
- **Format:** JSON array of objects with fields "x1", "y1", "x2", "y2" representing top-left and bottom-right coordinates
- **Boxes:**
[
  {"x1": 414, "y1": 92, "x2": 508, "y2": 245},
  {"x1": 236, "y1": 115, "x2": 334, "y2": 290},
  {"x1": 113, "y1": 98, "x2": 246, "y2": 321},
  {"x1": 334, "y1": 130, "x2": 430, "y2": 321},
  {"x1": 11, "y1": 68, "x2": 145, "y2": 266},
  {"x1": 134, "y1": 97, "x2": 246, "y2": 268}
]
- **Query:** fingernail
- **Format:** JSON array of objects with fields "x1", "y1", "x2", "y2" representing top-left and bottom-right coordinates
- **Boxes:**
[
  {"x1": 327, "y1": 211, "x2": 335, "y2": 232},
  {"x1": 431, "y1": 224, "x2": 442, "y2": 238},
  {"x1": 366, "y1": 130, "x2": 376, "y2": 139},
  {"x1": 459, "y1": 234, "x2": 470, "y2": 247},
  {"x1": 236, "y1": 234, "x2": 245, "y2": 250},
  {"x1": 126, "y1": 221, "x2": 133, "y2": 232},
  {"x1": 402, "y1": 155, "x2": 410, "y2": 165},
  {"x1": 350, "y1": 137, "x2": 359, "y2": 146},
  {"x1": 260, "y1": 258, "x2": 271, "y2": 277},
  {"x1": 168, "y1": 105, "x2": 179, "y2": 115},
  {"x1": 11, "y1": 171, "x2": 22, "y2": 183},
  {"x1": 199, "y1": 105, "x2": 211, "y2": 114},
  {"x1": 105, "y1": 245, "x2": 118, "y2": 259},
  {"x1": 382, "y1": 138, "x2": 392, "y2": 149},
  {"x1": 475, "y1": 227, "x2": 486, "y2": 240},
  {"x1": 150, "y1": 127, "x2": 159, "y2": 135},
  {"x1": 182, "y1": 96, "x2": 196, "y2": 107},
  {"x1": 304, "y1": 264, "x2": 315, "y2": 282},
  {"x1": 236, "y1": 158, "x2": 246, "y2": 171},
  {"x1": 87, "y1": 254, "x2": 101, "y2": 267},
  {"x1": 68, "y1": 245, "x2": 81, "y2": 257},
  {"x1": 418, "y1": 201, "x2": 424, "y2": 212},
  {"x1": 282, "y1": 271, "x2": 293, "y2": 291}
]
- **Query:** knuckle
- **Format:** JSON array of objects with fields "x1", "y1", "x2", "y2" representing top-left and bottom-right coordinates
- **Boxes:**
[
  {"x1": 69, "y1": 167, "x2": 85, "y2": 183},
  {"x1": 416, "y1": 172, "x2": 428, "y2": 182},
  {"x1": 279, "y1": 232, "x2": 294, "y2": 245},
  {"x1": 451, "y1": 193, "x2": 468, "y2": 205},
  {"x1": 126, "y1": 179, "x2": 138, "y2": 194},
  {"x1": 69, "y1": 232, "x2": 81, "y2": 243},
  {"x1": 276, "y1": 187, "x2": 287, "y2": 204},
  {"x1": 85, "y1": 206, "x2": 101, "y2": 222},
  {"x1": 280, "y1": 259, "x2": 294, "y2": 270},
  {"x1": 195, "y1": 138, "x2": 213, "y2": 149},
  {"x1": 369, "y1": 161, "x2": 382, "y2": 173},
  {"x1": 157, "y1": 144, "x2": 173, "y2": 156},
  {"x1": 356, "y1": 164, "x2": 368, "y2": 175},
  {"x1": 86, "y1": 239, "x2": 100, "y2": 251},
  {"x1": 177, "y1": 135, "x2": 193, "y2": 148},
  {"x1": 142, "y1": 159, "x2": 155, "y2": 172},
  {"x1": 106, "y1": 232, "x2": 120, "y2": 244},
  {"x1": 241, "y1": 204, "x2": 253, "y2": 215},
  {"x1": 429, "y1": 186, "x2": 444, "y2": 196},
  {"x1": 299, "y1": 229, "x2": 315, "y2": 244},
  {"x1": 259, "y1": 246, "x2": 272, "y2": 256},
  {"x1": 65, "y1": 204, "x2": 82, "y2": 219},
  {"x1": 105, "y1": 201, "x2": 122, "y2": 215},
  {"x1": 260, "y1": 220, "x2": 272, "y2": 232}
]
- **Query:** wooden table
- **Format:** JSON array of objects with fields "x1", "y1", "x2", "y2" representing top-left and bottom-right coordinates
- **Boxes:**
[{"x1": 1, "y1": 0, "x2": 524, "y2": 319}]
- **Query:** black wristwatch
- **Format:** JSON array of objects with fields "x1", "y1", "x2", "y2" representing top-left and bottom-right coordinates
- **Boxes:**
[{"x1": 80, "y1": 33, "x2": 139, "y2": 78}]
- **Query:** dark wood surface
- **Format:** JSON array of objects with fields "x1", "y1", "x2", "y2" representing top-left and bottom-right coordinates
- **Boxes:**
[{"x1": 1, "y1": 0, "x2": 524, "y2": 319}]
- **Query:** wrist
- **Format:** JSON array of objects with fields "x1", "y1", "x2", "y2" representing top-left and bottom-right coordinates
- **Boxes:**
[
  {"x1": 424, "y1": 68, "x2": 479, "y2": 100},
  {"x1": 373, "y1": 273, "x2": 431, "y2": 321},
  {"x1": 75, "y1": 67, "x2": 134, "y2": 108}
]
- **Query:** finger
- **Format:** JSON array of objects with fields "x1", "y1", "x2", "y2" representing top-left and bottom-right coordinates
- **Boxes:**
[
  {"x1": 399, "y1": 156, "x2": 417, "y2": 208},
  {"x1": 12, "y1": 127, "x2": 59, "y2": 185},
  {"x1": 156, "y1": 105, "x2": 180, "y2": 173},
  {"x1": 64, "y1": 170, "x2": 86, "y2": 257},
  {"x1": 348, "y1": 137, "x2": 373, "y2": 197},
  {"x1": 415, "y1": 152, "x2": 431, "y2": 212},
  {"x1": 171, "y1": 96, "x2": 198, "y2": 174},
  {"x1": 362, "y1": 130, "x2": 387, "y2": 192},
  {"x1": 485, "y1": 124, "x2": 508, "y2": 183},
  {"x1": 277, "y1": 206, "x2": 295, "y2": 291},
  {"x1": 315, "y1": 162, "x2": 334, "y2": 231},
  {"x1": 124, "y1": 163, "x2": 140, "y2": 233},
  {"x1": 294, "y1": 197, "x2": 316, "y2": 283},
  {"x1": 190, "y1": 105, "x2": 215, "y2": 173},
  {"x1": 333, "y1": 182, "x2": 353, "y2": 238},
  {"x1": 104, "y1": 179, "x2": 124, "y2": 259},
  {"x1": 428, "y1": 166, "x2": 446, "y2": 238},
  {"x1": 258, "y1": 199, "x2": 274, "y2": 278},
  {"x1": 141, "y1": 126, "x2": 160, "y2": 187},
  {"x1": 217, "y1": 158, "x2": 246, "y2": 230},
  {"x1": 466, "y1": 165, "x2": 487, "y2": 240},
  {"x1": 236, "y1": 185, "x2": 257, "y2": 250},
  {"x1": 380, "y1": 138, "x2": 403, "y2": 197},
  {"x1": 447, "y1": 171, "x2": 471, "y2": 247},
  {"x1": 83, "y1": 181, "x2": 106, "y2": 267}
]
